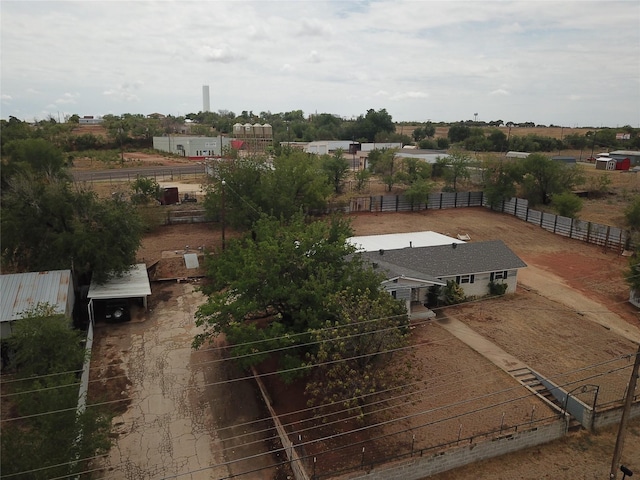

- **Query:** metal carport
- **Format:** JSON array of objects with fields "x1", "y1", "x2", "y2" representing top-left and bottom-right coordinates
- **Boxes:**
[{"x1": 87, "y1": 264, "x2": 151, "y2": 324}]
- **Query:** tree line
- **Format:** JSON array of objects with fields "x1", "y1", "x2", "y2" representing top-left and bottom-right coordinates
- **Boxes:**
[{"x1": 3, "y1": 110, "x2": 639, "y2": 159}]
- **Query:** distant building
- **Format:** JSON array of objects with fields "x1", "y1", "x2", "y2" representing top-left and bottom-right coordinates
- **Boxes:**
[
  {"x1": 153, "y1": 136, "x2": 232, "y2": 159},
  {"x1": 506, "y1": 151, "x2": 530, "y2": 159},
  {"x1": 609, "y1": 150, "x2": 640, "y2": 167},
  {"x1": 79, "y1": 116, "x2": 102, "y2": 125}
]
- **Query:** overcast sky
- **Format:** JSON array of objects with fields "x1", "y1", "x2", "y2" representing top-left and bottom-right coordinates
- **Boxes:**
[{"x1": 1, "y1": 1, "x2": 639, "y2": 127}]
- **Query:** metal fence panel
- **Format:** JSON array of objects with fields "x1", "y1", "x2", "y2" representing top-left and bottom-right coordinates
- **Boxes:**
[
  {"x1": 571, "y1": 219, "x2": 590, "y2": 242},
  {"x1": 526, "y1": 209, "x2": 542, "y2": 226},
  {"x1": 554, "y1": 216, "x2": 573, "y2": 237}
]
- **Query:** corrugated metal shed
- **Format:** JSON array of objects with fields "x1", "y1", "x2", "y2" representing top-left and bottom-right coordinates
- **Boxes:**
[
  {"x1": 87, "y1": 264, "x2": 151, "y2": 300},
  {"x1": 1, "y1": 270, "x2": 74, "y2": 339},
  {"x1": 1, "y1": 270, "x2": 72, "y2": 322}
]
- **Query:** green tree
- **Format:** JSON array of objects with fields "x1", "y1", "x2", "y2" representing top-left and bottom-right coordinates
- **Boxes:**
[
  {"x1": 2, "y1": 138, "x2": 69, "y2": 187},
  {"x1": 551, "y1": 191, "x2": 583, "y2": 218},
  {"x1": 404, "y1": 179, "x2": 433, "y2": 210},
  {"x1": 482, "y1": 157, "x2": 520, "y2": 208},
  {"x1": 322, "y1": 149, "x2": 350, "y2": 194},
  {"x1": 261, "y1": 150, "x2": 332, "y2": 217},
  {"x1": 401, "y1": 157, "x2": 431, "y2": 183},
  {"x1": 368, "y1": 148, "x2": 399, "y2": 192},
  {"x1": 304, "y1": 288, "x2": 412, "y2": 421},
  {"x1": 519, "y1": 153, "x2": 584, "y2": 206},
  {"x1": 130, "y1": 176, "x2": 161, "y2": 205},
  {"x1": 354, "y1": 168, "x2": 371, "y2": 192},
  {"x1": 443, "y1": 150, "x2": 475, "y2": 192},
  {"x1": 1, "y1": 175, "x2": 143, "y2": 283},
  {"x1": 447, "y1": 123, "x2": 471, "y2": 143},
  {"x1": 193, "y1": 214, "x2": 385, "y2": 376},
  {"x1": 1, "y1": 306, "x2": 112, "y2": 479}
]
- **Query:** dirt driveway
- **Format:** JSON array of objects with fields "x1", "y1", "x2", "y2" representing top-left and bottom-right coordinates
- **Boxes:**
[{"x1": 89, "y1": 283, "x2": 279, "y2": 479}]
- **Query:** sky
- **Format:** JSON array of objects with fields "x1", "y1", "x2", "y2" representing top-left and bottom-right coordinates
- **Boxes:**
[{"x1": 1, "y1": 1, "x2": 639, "y2": 128}]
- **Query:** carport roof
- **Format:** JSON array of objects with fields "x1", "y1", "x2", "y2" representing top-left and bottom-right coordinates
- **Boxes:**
[{"x1": 88, "y1": 264, "x2": 151, "y2": 299}]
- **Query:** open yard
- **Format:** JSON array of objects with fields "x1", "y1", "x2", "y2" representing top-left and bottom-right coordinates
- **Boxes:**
[{"x1": 119, "y1": 204, "x2": 640, "y2": 479}]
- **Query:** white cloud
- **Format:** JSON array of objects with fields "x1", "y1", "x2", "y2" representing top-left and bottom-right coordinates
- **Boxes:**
[
  {"x1": 54, "y1": 92, "x2": 79, "y2": 105},
  {"x1": 200, "y1": 44, "x2": 242, "y2": 63},
  {"x1": 390, "y1": 91, "x2": 429, "y2": 101},
  {"x1": 280, "y1": 64, "x2": 295, "y2": 73},
  {"x1": 1, "y1": 94, "x2": 12, "y2": 101},
  {"x1": 297, "y1": 18, "x2": 333, "y2": 37},
  {"x1": 489, "y1": 89, "x2": 510, "y2": 96},
  {"x1": 308, "y1": 50, "x2": 321, "y2": 63},
  {"x1": 375, "y1": 90, "x2": 389, "y2": 97},
  {"x1": 103, "y1": 82, "x2": 143, "y2": 103}
]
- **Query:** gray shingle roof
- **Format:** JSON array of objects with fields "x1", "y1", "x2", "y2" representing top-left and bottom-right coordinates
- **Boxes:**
[{"x1": 359, "y1": 240, "x2": 527, "y2": 278}]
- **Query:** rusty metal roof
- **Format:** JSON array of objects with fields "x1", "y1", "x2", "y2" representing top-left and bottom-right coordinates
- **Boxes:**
[{"x1": 1, "y1": 270, "x2": 72, "y2": 322}]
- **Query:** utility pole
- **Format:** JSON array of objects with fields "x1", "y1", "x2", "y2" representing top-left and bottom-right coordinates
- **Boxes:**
[
  {"x1": 221, "y1": 180, "x2": 226, "y2": 251},
  {"x1": 609, "y1": 344, "x2": 640, "y2": 479}
]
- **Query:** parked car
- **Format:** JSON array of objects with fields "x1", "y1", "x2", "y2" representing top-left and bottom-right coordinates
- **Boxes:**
[
  {"x1": 105, "y1": 299, "x2": 130, "y2": 322},
  {"x1": 182, "y1": 193, "x2": 197, "y2": 203}
]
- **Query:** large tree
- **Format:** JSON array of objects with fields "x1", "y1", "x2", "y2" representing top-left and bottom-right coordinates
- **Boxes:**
[
  {"x1": 322, "y1": 149, "x2": 350, "y2": 194},
  {"x1": 367, "y1": 148, "x2": 399, "y2": 192},
  {"x1": 304, "y1": 287, "x2": 411, "y2": 420},
  {"x1": 1, "y1": 174, "x2": 143, "y2": 283},
  {"x1": 204, "y1": 150, "x2": 332, "y2": 228},
  {"x1": 443, "y1": 150, "x2": 476, "y2": 192},
  {"x1": 519, "y1": 153, "x2": 584, "y2": 206},
  {"x1": 482, "y1": 157, "x2": 521, "y2": 208},
  {"x1": 193, "y1": 214, "x2": 389, "y2": 376}
]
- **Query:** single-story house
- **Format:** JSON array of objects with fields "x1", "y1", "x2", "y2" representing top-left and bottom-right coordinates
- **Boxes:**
[
  {"x1": 87, "y1": 264, "x2": 151, "y2": 324},
  {"x1": 0, "y1": 270, "x2": 74, "y2": 340},
  {"x1": 348, "y1": 233, "x2": 527, "y2": 313}
]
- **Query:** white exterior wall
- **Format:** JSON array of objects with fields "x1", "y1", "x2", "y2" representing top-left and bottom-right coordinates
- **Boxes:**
[
  {"x1": 439, "y1": 270, "x2": 519, "y2": 298},
  {"x1": 153, "y1": 136, "x2": 231, "y2": 157}
]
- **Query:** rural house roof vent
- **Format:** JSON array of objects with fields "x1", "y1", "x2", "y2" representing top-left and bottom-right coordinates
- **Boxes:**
[
  {"x1": 452, "y1": 243, "x2": 457, "y2": 249},
  {"x1": 379, "y1": 249, "x2": 384, "y2": 255}
]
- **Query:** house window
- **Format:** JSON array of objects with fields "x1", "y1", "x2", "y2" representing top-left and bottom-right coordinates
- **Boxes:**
[
  {"x1": 490, "y1": 271, "x2": 508, "y2": 281},
  {"x1": 456, "y1": 274, "x2": 475, "y2": 284}
]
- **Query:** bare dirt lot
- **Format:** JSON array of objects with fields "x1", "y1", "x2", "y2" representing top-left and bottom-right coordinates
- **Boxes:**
[{"x1": 126, "y1": 206, "x2": 640, "y2": 479}]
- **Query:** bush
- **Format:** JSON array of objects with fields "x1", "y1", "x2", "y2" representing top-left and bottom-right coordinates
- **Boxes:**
[
  {"x1": 552, "y1": 191, "x2": 583, "y2": 218},
  {"x1": 489, "y1": 281, "x2": 508, "y2": 296}
]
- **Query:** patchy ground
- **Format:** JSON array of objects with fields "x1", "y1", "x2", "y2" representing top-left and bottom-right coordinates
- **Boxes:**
[{"x1": 123, "y1": 207, "x2": 640, "y2": 479}]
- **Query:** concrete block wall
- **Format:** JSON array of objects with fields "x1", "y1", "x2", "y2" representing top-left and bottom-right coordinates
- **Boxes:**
[
  {"x1": 341, "y1": 420, "x2": 567, "y2": 480},
  {"x1": 593, "y1": 401, "x2": 640, "y2": 431}
]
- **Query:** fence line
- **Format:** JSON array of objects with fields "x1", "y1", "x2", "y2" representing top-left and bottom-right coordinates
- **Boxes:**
[{"x1": 341, "y1": 192, "x2": 629, "y2": 252}]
